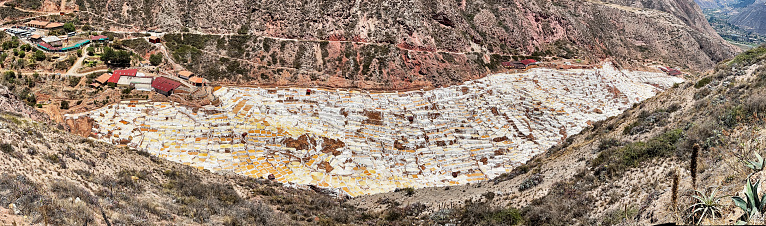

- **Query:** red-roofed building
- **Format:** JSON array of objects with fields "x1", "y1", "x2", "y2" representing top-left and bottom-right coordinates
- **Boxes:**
[
  {"x1": 106, "y1": 73, "x2": 121, "y2": 85},
  {"x1": 667, "y1": 68, "x2": 682, "y2": 76},
  {"x1": 113, "y1": 69, "x2": 138, "y2": 77},
  {"x1": 90, "y1": 35, "x2": 108, "y2": 42},
  {"x1": 152, "y1": 77, "x2": 181, "y2": 96},
  {"x1": 502, "y1": 61, "x2": 526, "y2": 69},
  {"x1": 149, "y1": 36, "x2": 161, "y2": 44},
  {"x1": 521, "y1": 59, "x2": 537, "y2": 66}
]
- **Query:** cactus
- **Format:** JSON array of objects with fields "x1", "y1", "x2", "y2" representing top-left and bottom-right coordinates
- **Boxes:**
[
  {"x1": 689, "y1": 188, "x2": 723, "y2": 224},
  {"x1": 732, "y1": 179, "x2": 766, "y2": 223},
  {"x1": 744, "y1": 151, "x2": 765, "y2": 172}
]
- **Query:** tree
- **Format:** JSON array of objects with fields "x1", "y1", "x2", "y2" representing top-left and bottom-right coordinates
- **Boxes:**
[
  {"x1": 17, "y1": 51, "x2": 25, "y2": 58},
  {"x1": 86, "y1": 47, "x2": 94, "y2": 56},
  {"x1": 77, "y1": 49, "x2": 83, "y2": 57},
  {"x1": 100, "y1": 46, "x2": 115, "y2": 62},
  {"x1": 2, "y1": 39, "x2": 19, "y2": 49},
  {"x1": 81, "y1": 24, "x2": 91, "y2": 31},
  {"x1": 101, "y1": 47, "x2": 132, "y2": 66},
  {"x1": 33, "y1": 50, "x2": 46, "y2": 61},
  {"x1": 115, "y1": 50, "x2": 131, "y2": 66},
  {"x1": 3, "y1": 71, "x2": 16, "y2": 84},
  {"x1": 149, "y1": 53, "x2": 163, "y2": 66},
  {"x1": 60, "y1": 100, "x2": 69, "y2": 109},
  {"x1": 25, "y1": 94, "x2": 36, "y2": 106},
  {"x1": 63, "y1": 22, "x2": 75, "y2": 33},
  {"x1": 19, "y1": 44, "x2": 31, "y2": 52}
]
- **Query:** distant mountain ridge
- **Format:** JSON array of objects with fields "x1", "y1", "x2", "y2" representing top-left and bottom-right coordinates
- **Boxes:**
[{"x1": 729, "y1": 2, "x2": 766, "y2": 35}]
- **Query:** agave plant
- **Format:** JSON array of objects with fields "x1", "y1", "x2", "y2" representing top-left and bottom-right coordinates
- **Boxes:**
[
  {"x1": 744, "y1": 151, "x2": 765, "y2": 172},
  {"x1": 689, "y1": 188, "x2": 723, "y2": 224},
  {"x1": 732, "y1": 179, "x2": 766, "y2": 222}
]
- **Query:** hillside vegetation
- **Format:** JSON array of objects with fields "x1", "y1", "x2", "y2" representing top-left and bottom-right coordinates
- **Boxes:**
[{"x1": 349, "y1": 44, "x2": 766, "y2": 225}]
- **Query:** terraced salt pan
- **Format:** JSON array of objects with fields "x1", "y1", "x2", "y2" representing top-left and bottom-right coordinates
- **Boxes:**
[{"x1": 67, "y1": 63, "x2": 683, "y2": 196}]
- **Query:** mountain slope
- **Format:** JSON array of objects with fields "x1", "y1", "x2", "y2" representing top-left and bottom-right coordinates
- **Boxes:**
[
  {"x1": 73, "y1": 0, "x2": 737, "y2": 89},
  {"x1": 349, "y1": 45, "x2": 766, "y2": 225},
  {"x1": 729, "y1": 2, "x2": 766, "y2": 35}
]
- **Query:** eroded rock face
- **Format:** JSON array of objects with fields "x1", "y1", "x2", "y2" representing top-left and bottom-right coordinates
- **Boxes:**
[
  {"x1": 65, "y1": 117, "x2": 94, "y2": 137},
  {"x1": 68, "y1": 64, "x2": 684, "y2": 196},
  {"x1": 77, "y1": 0, "x2": 735, "y2": 89}
]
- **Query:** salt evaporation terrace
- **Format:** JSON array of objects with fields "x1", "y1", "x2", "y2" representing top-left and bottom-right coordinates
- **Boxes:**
[{"x1": 67, "y1": 63, "x2": 684, "y2": 196}]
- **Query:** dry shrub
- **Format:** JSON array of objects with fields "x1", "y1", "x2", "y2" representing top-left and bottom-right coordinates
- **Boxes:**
[
  {"x1": 50, "y1": 180, "x2": 97, "y2": 205},
  {"x1": 745, "y1": 93, "x2": 766, "y2": 117},
  {"x1": 523, "y1": 170, "x2": 597, "y2": 225}
]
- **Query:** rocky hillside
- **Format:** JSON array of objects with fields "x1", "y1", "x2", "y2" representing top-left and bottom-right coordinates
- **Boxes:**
[
  {"x1": 0, "y1": 83, "x2": 447, "y2": 225},
  {"x1": 349, "y1": 45, "x2": 766, "y2": 225},
  {"x1": 0, "y1": 85, "x2": 49, "y2": 123},
  {"x1": 72, "y1": 0, "x2": 737, "y2": 89}
]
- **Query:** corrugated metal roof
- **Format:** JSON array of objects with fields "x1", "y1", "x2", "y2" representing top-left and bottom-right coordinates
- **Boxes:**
[
  {"x1": 113, "y1": 69, "x2": 138, "y2": 77},
  {"x1": 95, "y1": 73, "x2": 111, "y2": 84},
  {"x1": 42, "y1": 36, "x2": 60, "y2": 43},
  {"x1": 152, "y1": 77, "x2": 181, "y2": 92}
]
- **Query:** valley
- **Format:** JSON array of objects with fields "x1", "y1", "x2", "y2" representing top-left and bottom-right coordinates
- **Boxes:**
[
  {"x1": 0, "y1": 0, "x2": 759, "y2": 224},
  {"x1": 66, "y1": 63, "x2": 683, "y2": 196}
]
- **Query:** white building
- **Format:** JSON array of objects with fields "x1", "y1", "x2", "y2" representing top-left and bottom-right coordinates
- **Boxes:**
[
  {"x1": 41, "y1": 36, "x2": 62, "y2": 46},
  {"x1": 117, "y1": 76, "x2": 153, "y2": 89}
]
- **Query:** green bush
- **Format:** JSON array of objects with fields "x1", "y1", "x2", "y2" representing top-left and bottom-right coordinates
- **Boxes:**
[
  {"x1": 33, "y1": 50, "x2": 46, "y2": 61},
  {"x1": 63, "y1": 22, "x2": 75, "y2": 32},
  {"x1": 593, "y1": 129, "x2": 684, "y2": 178},
  {"x1": 403, "y1": 187, "x2": 414, "y2": 196},
  {"x1": 2, "y1": 38, "x2": 19, "y2": 49},
  {"x1": 100, "y1": 46, "x2": 131, "y2": 66},
  {"x1": 728, "y1": 45, "x2": 766, "y2": 67},
  {"x1": 19, "y1": 44, "x2": 31, "y2": 51},
  {"x1": 149, "y1": 53, "x2": 163, "y2": 66},
  {"x1": 695, "y1": 77, "x2": 712, "y2": 88},
  {"x1": 9, "y1": 0, "x2": 42, "y2": 9}
]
